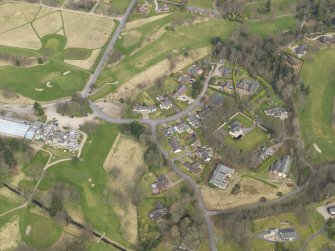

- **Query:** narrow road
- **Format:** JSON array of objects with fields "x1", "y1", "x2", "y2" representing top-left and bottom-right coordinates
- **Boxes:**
[
  {"x1": 300, "y1": 223, "x2": 326, "y2": 251},
  {"x1": 82, "y1": 0, "x2": 138, "y2": 97}
]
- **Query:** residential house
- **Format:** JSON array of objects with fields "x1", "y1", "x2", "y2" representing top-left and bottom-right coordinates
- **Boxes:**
[
  {"x1": 188, "y1": 115, "x2": 200, "y2": 128},
  {"x1": 187, "y1": 64, "x2": 203, "y2": 76},
  {"x1": 209, "y1": 163, "x2": 235, "y2": 189},
  {"x1": 295, "y1": 44, "x2": 307, "y2": 58},
  {"x1": 150, "y1": 175, "x2": 169, "y2": 194},
  {"x1": 265, "y1": 107, "x2": 288, "y2": 120},
  {"x1": 318, "y1": 35, "x2": 335, "y2": 43},
  {"x1": 269, "y1": 155, "x2": 293, "y2": 177},
  {"x1": 159, "y1": 97, "x2": 173, "y2": 110},
  {"x1": 196, "y1": 107, "x2": 211, "y2": 120},
  {"x1": 164, "y1": 127, "x2": 174, "y2": 137},
  {"x1": 156, "y1": 95, "x2": 165, "y2": 102},
  {"x1": 168, "y1": 137, "x2": 182, "y2": 153},
  {"x1": 133, "y1": 104, "x2": 157, "y2": 113},
  {"x1": 258, "y1": 147, "x2": 274, "y2": 161},
  {"x1": 218, "y1": 80, "x2": 234, "y2": 93},
  {"x1": 219, "y1": 66, "x2": 231, "y2": 77},
  {"x1": 184, "y1": 161, "x2": 202, "y2": 175},
  {"x1": 197, "y1": 147, "x2": 211, "y2": 162},
  {"x1": 328, "y1": 206, "x2": 335, "y2": 216},
  {"x1": 228, "y1": 121, "x2": 244, "y2": 139},
  {"x1": 172, "y1": 85, "x2": 187, "y2": 98},
  {"x1": 236, "y1": 79, "x2": 260, "y2": 95},
  {"x1": 186, "y1": 6, "x2": 216, "y2": 17},
  {"x1": 278, "y1": 228, "x2": 298, "y2": 241},
  {"x1": 157, "y1": 4, "x2": 169, "y2": 12},
  {"x1": 174, "y1": 122, "x2": 192, "y2": 134},
  {"x1": 149, "y1": 201, "x2": 168, "y2": 221}
]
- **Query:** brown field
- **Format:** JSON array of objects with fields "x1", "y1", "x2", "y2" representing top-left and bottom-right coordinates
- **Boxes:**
[
  {"x1": 0, "y1": 2, "x2": 39, "y2": 33},
  {"x1": 200, "y1": 177, "x2": 292, "y2": 210},
  {"x1": 0, "y1": 23, "x2": 41, "y2": 49},
  {"x1": 64, "y1": 49, "x2": 100, "y2": 70},
  {"x1": 103, "y1": 134, "x2": 147, "y2": 244},
  {"x1": 110, "y1": 47, "x2": 209, "y2": 101},
  {"x1": 0, "y1": 90, "x2": 35, "y2": 105},
  {"x1": 93, "y1": 101, "x2": 125, "y2": 118},
  {"x1": 122, "y1": 30, "x2": 142, "y2": 48},
  {"x1": 36, "y1": 7, "x2": 58, "y2": 19},
  {"x1": 33, "y1": 11, "x2": 63, "y2": 38},
  {"x1": 62, "y1": 11, "x2": 115, "y2": 49},
  {"x1": 0, "y1": 216, "x2": 21, "y2": 251}
]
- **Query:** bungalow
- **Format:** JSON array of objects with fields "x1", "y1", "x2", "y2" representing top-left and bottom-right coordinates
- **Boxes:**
[
  {"x1": 157, "y1": 4, "x2": 169, "y2": 12},
  {"x1": 318, "y1": 35, "x2": 335, "y2": 43},
  {"x1": 172, "y1": 85, "x2": 187, "y2": 98},
  {"x1": 269, "y1": 155, "x2": 292, "y2": 177},
  {"x1": 196, "y1": 107, "x2": 211, "y2": 120},
  {"x1": 236, "y1": 79, "x2": 260, "y2": 95},
  {"x1": 186, "y1": 6, "x2": 216, "y2": 17},
  {"x1": 209, "y1": 163, "x2": 235, "y2": 189},
  {"x1": 184, "y1": 161, "x2": 202, "y2": 175},
  {"x1": 164, "y1": 127, "x2": 174, "y2": 137},
  {"x1": 295, "y1": 44, "x2": 307, "y2": 58},
  {"x1": 149, "y1": 201, "x2": 168, "y2": 221},
  {"x1": 218, "y1": 80, "x2": 234, "y2": 93},
  {"x1": 187, "y1": 64, "x2": 203, "y2": 76},
  {"x1": 151, "y1": 175, "x2": 169, "y2": 194},
  {"x1": 228, "y1": 121, "x2": 244, "y2": 139},
  {"x1": 258, "y1": 147, "x2": 274, "y2": 161},
  {"x1": 168, "y1": 137, "x2": 182, "y2": 153},
  {"x1": 328, "y1": 206, "x2": 335, "y2": 216},
  {"x1": 133, "y1": 104, "x2": 157, "y2": 113},
  {"x1": 265, "y1": 107, "x2": 288, "y2": 120},
  {"x1": 278, "y1": 228, "x2": 298, "y2": 241},
  {"x1": 197, "y1": 147, "x2": 211, "y2": 162},
  {"x1": 219, "y1": 66, "x2": 231, "y2": 77},
  {"x1": 188, "y1": 115, "x2": 200, "y2": 128},
  {"x1": 159, "y1": 97, "x2": 173, "y2": 110},
  {"x1": 174, "y1": 122, "x2": 192, "y2": 134},
  {"x1": 156, "y1": 95, "x2": 165, "y2": 102},
  {"x1": 178, "y1": 75, "x2": 192, "y2": 84}
]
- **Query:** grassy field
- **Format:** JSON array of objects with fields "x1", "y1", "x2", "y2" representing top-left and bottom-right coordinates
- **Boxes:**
[
  {"x1": 38, "y1": 123, "x2": 130, "y2": 247},
  {"x1": 0, "y1": 196, "x2": 20, "y2": 215},
  {"x1": 0, "y1": 35, "x2": 90, "y2": 101},
  {"x1": 22, "y1": 150, "x2": 50, "y2": 180},
  {"x1": 190, "y1": 0, "x2": 214, "y2": 9},
  {"x1": 299, "y1": 48, "x2": 335, "y2": 164},
  {"x1": 19, "y1": 209, "x2": 62, "y2": 249},
  {"x1": 304, "y1": 232, "x2": 333, "y2": 251}
]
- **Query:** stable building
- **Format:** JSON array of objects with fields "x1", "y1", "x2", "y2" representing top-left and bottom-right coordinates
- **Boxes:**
[
  {"x1": 0, "y1": 118, "x2": 38, "y2": 140},
  {"x1": 209, "y1": 163, "x2": 235, "y2": 189},
  {"x1": 269, "y1": 155, "x2": 293, "y2": 177}
]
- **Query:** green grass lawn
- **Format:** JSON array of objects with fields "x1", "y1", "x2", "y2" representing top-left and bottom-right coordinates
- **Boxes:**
[
  {"x1": 0, "y1": 196, "x2": 20, "y2": 215},
  {"x1": 304, "y1": 232, "x2": 333, "y2": 251},
  {"x1": 19, "y1": 209, "x2": 62, "y2": 249},
  {"x1": 22, "y1": 150, "x2": 50, "y2": 180},
  {"x1": 0, "y1": 34, "x2": 90, "y2": 101},
  {"x1": 299, "y1": 48, "x2": 335, "y2": 164},
  {"x1": 190, "y1": 0, "x2": 214, "y2": 9},
  {"x1": 38, "y1": 123, "x2": 130, "y2": 247},
  {"x1": 223, "y1": 125, "x2": 268, "y2": 152}
]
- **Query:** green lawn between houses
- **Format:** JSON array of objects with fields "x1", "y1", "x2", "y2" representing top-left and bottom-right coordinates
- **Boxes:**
[
  {"x1": 190, "y1": 0, "x2": 214, "y2": 9},
  {"x1": 38, "y1": 122, "x2": 131, "y2": 247},
  {"x1": 299, "y1": 48, "x2": 335, "y2": 164}
]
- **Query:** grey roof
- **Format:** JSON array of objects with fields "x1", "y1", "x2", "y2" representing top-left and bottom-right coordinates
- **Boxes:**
[
  {"x1": 188, "y1": 115, "x2": 200, "y2": 127},
  {"x1": 0, "y1": 118, "x2": 36, "y2": 140},
  {"x1": 168, "y1": 137, "x2": 181, "y2": 152},
  {"x1": 236, "y1": 79, "x2": 260, "y2": 94},
  {"x1": 209, "y1": 163, "x2": 235, "y2": 189},
  {"x1": 270, "y1": 155, "x2": 292, "y2": 175},
  {"x1": 196, "y1": 107, "x2": 211, "y2": 120},
  {"x1": 328, "y1": 206, "x2": 335, "y2": 214},
  {"x1": 208, "y1": 94, "x2": 224, "y2": 107},
  {"x1": 278, "y1": 228, "x2": 298, "y2": 240}
]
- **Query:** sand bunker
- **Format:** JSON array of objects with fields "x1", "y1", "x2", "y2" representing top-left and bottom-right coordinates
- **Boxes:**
[
  {"x1": 62, "y1": 71, "x2": 72, "y2": 76},
  {"x1": 313, "y1": 143, "x2": 322, "y2": 153},
  {"x1": 35, "y1": 88, "x2": 44, "y2": 92},
  {"x1": 46, "y1": 81, "x2": 53, "y2": 88}
]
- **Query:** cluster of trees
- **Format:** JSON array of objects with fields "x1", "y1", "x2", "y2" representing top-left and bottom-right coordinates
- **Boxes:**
[
  {"x1": 326, "y1": 218, "x2": 335, "y2": 239},
  {"x1": 297, "y1": 0, "x2": 335, "y2": 33},
  {"x1": 119, "y1": 122, "x2": 166, "y2": 172},
  {"x1": 0, "y1": 138, "x2": 31, "y2": 177},
  {"x1": 139, "y1": 184, "x2": 206, "y2": 251},
  {"x1": 33, "y1": 101, "x2": 45, "y2": 118},
  {"x1": 211, "y1": 32, "x2": 303, "y2": 103},
  {"x1": 65, "y1": 0, "x2": 96, "y2": 11},
  {"x1": 56, "y1": 94, "x2": 92, "y2": 117},
  {"x1": 0, "y1": 53, "x2": 46, "y2": 67},
  {"x1": 213, "y1": 166, "x2": 335, "y2": 249}
]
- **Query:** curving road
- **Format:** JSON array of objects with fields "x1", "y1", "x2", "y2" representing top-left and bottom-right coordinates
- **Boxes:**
[{"x1": 82, "y1": 0, "x2": 138, "y2": 98}]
